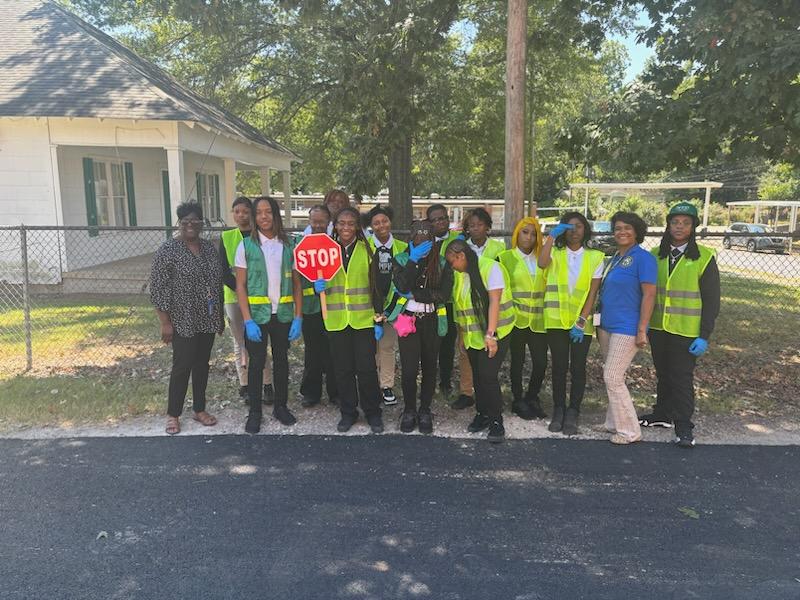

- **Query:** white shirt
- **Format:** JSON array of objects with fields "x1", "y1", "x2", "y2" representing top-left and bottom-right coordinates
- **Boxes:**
[
  {"x1": 460, "y1": 263, "x2": 504, "y2": 300},
  {"x1": 235, "y1": 232, "x2": 284, "y2": 314},
  {"x1": 515, "y1": 247, "x2": 537, "y2": 276},
  {"x1": 671, "y1": 243, "x2": 688, "y2": 254},
  {"x1": 373, "y1": 233, "x2": 394, "y2": 250},
  {"x1": 467, "y1": 238, "x2": 488, "y2": 257},
  {"x1": 566, "y1": 246, "x2": 604, "y2": 294}
]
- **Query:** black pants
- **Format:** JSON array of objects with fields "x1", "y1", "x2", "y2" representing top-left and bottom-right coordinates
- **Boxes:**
[
  {"x1": 168, "y1": 333, "x2": 215, "y2": 417},
  {"x1": 649, "y1": 329, "x2": 697, "y2": 431},
  {"x1": 397, "y1": 312, "x2": 441, "y2": 413},
  {"x1": 466, "y1": 336, "x2": 510, "y2": 420},
  {"x1": 438, "y1": 303, "x2": 457, "y2": 390},
  {"x1": 244, "y1": 315, "x2": 290, "y2": 415},
  {"x1": 328, "y1": 326, "x2": 381, "y2": 419},
  {"x1": 547, "y1": 328, "x2": 592, "y2": 411},
  {"x1": 509, "y1": 327, "x2": 548, "y2": 404},
  {"x1": 300, "y1": 311, "x2": 338, "y2": 402}
]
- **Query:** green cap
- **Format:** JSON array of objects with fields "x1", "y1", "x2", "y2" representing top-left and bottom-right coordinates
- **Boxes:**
[{"x1": 667, "y1": 201, "x2": 699, "y2": 220}]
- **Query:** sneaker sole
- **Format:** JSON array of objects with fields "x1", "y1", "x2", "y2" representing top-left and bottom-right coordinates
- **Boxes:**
[
  {"x1": 383, "y1": 399, "x2": 398, "y2": 406},
  {"x1": 639, "y1": 419, "x2": 673, "y2": 428}
]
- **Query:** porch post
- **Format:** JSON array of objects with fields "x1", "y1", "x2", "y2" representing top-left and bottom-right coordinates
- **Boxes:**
[
  {"x1": 260, "y1": 167, "x2": 271, "y2": 196},
  {"x1": 754, "y1": 203, "x2": 761, "y2": 223},
  {"x1": 280, "y1": 170, "x2": 292, "y2": 227},
  {"x1": 223, "y1": 158, "x2": 236, "y2": 224},
  {"x1": 165, "y1": 147, "x2": 186, "y2": 225},
  {"x1": 702, "y1": 185, "x2": 711, "y2": 229},
  {"x1": 790, "y1": 204, "x2": 798, "y2": 232}
]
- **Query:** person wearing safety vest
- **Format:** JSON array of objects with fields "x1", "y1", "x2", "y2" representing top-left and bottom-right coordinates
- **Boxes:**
[
  {"x1": 499, "y1": 216, "x2": 548, "y2": 422},
  {"x1": 595, "y1": 211, "x2": 657, "y2": 445},
  {"x1": 640, "y1": 202, "x2": 721, "y2": 448},
  {"x1": 367, "y1": 205, "x2": 408, "y2": 406},
  {"x1": 314, "y1": 206, "x2": 385, "y2": 434},
  {"x1": 538, "y1": 212, "x2": 604, "y2": 436},
  {"x1": 388, "y1": 220, "x2": 453, "y2": 434},
  {"x1": 445, "y1": 240, "x2": 515, "y2": 443},
  {"x1": 298, "y1": 204, "x2": 339, "y2": 408},
  {"x1": 219, "y1": 196, "x2": 274, "y2": 405},
  {"x1": 426, "y1": 203, "x2": 463, "y2": 405},
  {"x1": 235, "y1": 196, "x2": 304, "y2": 434}
]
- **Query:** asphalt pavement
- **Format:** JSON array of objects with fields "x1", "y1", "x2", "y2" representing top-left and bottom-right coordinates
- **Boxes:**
[{"x1": 1, "y1": 435, "x2": 798, "y2": 599}]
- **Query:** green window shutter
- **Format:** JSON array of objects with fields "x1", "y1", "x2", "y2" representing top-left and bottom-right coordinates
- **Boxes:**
[
  {"x1": 213, "y1": 174, "x2": 221, "y2": 221},
  {"x1": 195, "y1": 172, "x2": 203, "y2": 205},
  {"x1": 82, "y1": 157, "x2": 98, "y2": 237},
  {"x1": 124, "y1": 162, "x2": 137, "y2": 226},
  {"x1": 161, "y1": 171, "x2": 172, "y2": 239}
]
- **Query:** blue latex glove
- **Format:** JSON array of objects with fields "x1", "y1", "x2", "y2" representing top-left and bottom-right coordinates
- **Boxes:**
[
  {"x1": 396, "y1": 290, "x2": 413, "y2": 299},
  {"x1": 374, "y1": 324, "x2": 384, "y2": 341},
  {"x1": 313, "y1": 278, "x2": 326, "y2": 294},
  {"x1": 244, "y1": 319, "x2": 262, "y2": 342},
  {"x1": 549, "y1": 223, "x2": 575, "y2": 239},
  {"x1": 688, "y1": 337, "x2": 709, "y2": 356},
  {"x1": 408, "y1": 240, "x2": 433, "y2": 263},
  {"x1": 455, "y1": 233, "x2": 466, "y2": 241},
  {"x1": 288, "y1": 317, "x2": 302, "y2": 342},
  {"x1": 569, "y1": 325, "x2": 584, "y2": 344}
]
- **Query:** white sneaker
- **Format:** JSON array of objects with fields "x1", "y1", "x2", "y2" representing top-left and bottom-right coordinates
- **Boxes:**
[{"x1": 382, "y1": 388, "x2": 397, "y2": 405}]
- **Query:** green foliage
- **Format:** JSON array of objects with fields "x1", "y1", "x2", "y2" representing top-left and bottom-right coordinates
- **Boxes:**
[{"x1": 758, "y1": 163, "x2": 800, "y2": 202}]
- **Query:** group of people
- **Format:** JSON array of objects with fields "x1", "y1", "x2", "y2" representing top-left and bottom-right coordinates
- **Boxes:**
[{"x1": 150, "y1": 191, "x2": 720, "y2": 447}]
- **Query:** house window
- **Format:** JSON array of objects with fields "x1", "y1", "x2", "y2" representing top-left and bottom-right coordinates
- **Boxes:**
[
  {"x1": 92, "y1": 160, "x2": 129, "y2": 226},
  {"x1": 196, "y1": 172, "x2": 220, "y2": 222}
]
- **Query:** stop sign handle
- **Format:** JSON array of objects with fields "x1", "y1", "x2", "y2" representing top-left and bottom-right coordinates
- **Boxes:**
[{"x1": 317, "y1": 269, "x2": 328, "y2": 320}]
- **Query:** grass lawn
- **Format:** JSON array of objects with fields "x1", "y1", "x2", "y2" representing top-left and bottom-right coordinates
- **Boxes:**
[{"x1": 0, "y1": 275, "x2": 797, "y2": 430}]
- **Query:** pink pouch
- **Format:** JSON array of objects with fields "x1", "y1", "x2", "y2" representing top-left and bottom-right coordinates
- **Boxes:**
[{"x1": 393, "y1": 313, "x2": 417, "y2": 337}]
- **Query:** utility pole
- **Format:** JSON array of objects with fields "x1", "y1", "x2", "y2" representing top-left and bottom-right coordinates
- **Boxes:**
[
  {"x1": 584, "y1": 164, "x2": 590, "y2": 217},
  {"x1": 504, "y1": 0, "x2": 526, "y2": 230}
]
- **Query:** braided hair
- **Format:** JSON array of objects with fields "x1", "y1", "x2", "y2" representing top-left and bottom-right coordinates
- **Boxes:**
[{"x1": 446, "y1": 239, "x2": 489, "y2": 333}]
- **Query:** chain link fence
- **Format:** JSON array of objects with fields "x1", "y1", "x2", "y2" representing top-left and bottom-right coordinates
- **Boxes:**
[{"x1": 1, "y1": 225, "x2": 798, "y2": 383}]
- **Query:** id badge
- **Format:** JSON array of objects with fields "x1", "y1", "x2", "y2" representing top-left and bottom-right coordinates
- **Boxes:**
[{"x1": 593, "y1": 312, "x2": 601, "y2": 327}]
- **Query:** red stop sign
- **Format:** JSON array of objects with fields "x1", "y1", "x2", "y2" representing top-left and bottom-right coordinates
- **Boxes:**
[{"x1": 293, "y1": 233, "x2": 343, "y2": 282}]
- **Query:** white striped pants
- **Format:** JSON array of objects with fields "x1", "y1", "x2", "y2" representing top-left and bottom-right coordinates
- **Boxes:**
[{"x1": 597, "y1": 328, "x2": 642, "y2": 441}]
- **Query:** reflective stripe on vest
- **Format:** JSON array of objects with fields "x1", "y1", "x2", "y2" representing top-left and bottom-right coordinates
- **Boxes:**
[
  {"x1": 542, "y1": 247, "x2": 604, "y2": 334},
  {"x1": 221, "y1": 228, "x2": 244, "y2": 305},
  {"x1": 650, "y1": 245, "x2": 714, "y2": 337},
  {"x1": 498, "y1": 249, "x2": 546, "y2": 333},
  {"x1": 323, "y1": 241, "x2": 374, "y2": 331},
  {"x1": 452, "y1": 256, "x2": 515, "y2": 349}
]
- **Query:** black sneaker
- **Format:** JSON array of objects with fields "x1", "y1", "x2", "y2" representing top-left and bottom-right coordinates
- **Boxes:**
[
  {"x1": 382, "y1": 388, "x2": 397, "y2": 405},
  {"x1": 245, "y1": 412, "x2": 262, "y2": 434},
  {"x1": 399, "y1": 411, "x2": 417, "y2": 433},
  {"x1": 337, "y1": 414, "x2": 358, "y2": 432},
  {"x1": 418, "y1": 410, "x2": 433, "y2": 434},
  {"x1": 301, "y1": 396, "x2": 321, "y2": 408},
  {"x1": 486, "y1": 419, "x2": 505, "y2": 443},
  {"x1": 451, "y1": 394, "x2": 475, "y2": 410},
  {"x1": 511, "y1": 399, "x2": 536, "y2": 421},
  {"x1": 561, "y1": 407, "x2": 579, "y2": 436},
  {"x1": 367, "y1": 414, "x2": 384, "y2": 434},
  {"x1": 548, "y1": 406, "x2": 565, "y2": 433},
  {"x1": 263, "y1": 384, "x2": 275, "y2": 406},
  {"x1": 526, "y1": 397, "x2": 547, "y2": 419},
  {"x1": 273, "y1": 405, "x2": 297, "y2": 426},
  {"x1": 675, "y1": 429, "x2": 695, "y2": 449},
  {"x1": 639, "y1": 413, "x2": 673, "y2": 428},
  {"x1": 467, "y1": 413, "x2": 491, "y2": 433},
  {"x1": 238, "y1": 385, "x2": 248, "y2": 401}
]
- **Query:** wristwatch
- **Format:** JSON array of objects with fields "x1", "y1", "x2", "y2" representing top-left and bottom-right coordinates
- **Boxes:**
[{"x1": 484, "y1": 331, "x2": 498, "y2": 341}]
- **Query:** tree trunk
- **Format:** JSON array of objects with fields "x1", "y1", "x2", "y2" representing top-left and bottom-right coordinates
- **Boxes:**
[
  {"x1": 504, "y1": 0, "x2": 527, "y2": 230},
  {"x1": 388, "y1": 133, "x2": 413, "y2": 231}
]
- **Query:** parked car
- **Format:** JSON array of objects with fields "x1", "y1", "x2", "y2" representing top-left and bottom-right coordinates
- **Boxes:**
[
  {"x1": 588, "y1": 220, "x2": 616, "y2": 255},
  {"x1": 722, "y1": 223, "x2": 790, "y2": 254}
]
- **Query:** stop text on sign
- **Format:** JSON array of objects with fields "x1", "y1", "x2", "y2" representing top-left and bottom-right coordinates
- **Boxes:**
[{"x1": 296, "y1": 246, "x2": 340, "y2": 269}]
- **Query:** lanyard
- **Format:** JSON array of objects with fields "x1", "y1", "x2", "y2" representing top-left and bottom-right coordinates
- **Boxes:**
[{"x1": 599, "y1": 246, "x2": 634, "y2": 297}]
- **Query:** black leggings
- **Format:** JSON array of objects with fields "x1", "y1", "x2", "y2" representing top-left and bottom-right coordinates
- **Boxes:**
[
  {"x1": 509, "y1": 327, "x2": 548, "y2": 404},
  {"x1": 168, "y1": 333, "x2": 215, "y2": 417},
  {"x1": 244, "y1": 315, "x2": 290, "y2": 414},
  {"x1": 438, "y1": 303, "x2": 457, "y2": 390},
  {"x1": 397, "y1": 313, "x2": 441, "y2": 412},
  {"x1": 546, "y1": 328, "x2": 592, "y2": 410},
  {"x1": 466, "y1": 336, "x2": 510, "y2": 420},
  {"x1": 328, "y1": 326, "x2": 381, "y2": 419},
  {"x1": 300, "y1": 311, "x2": 338, "y2": 402}
]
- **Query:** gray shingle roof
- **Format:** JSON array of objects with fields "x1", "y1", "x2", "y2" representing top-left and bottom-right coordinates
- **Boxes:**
[{"x1": 0, "y1": 0, "x2": 297, "y2": 159}]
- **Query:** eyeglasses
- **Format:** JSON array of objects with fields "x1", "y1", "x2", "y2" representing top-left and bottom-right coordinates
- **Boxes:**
[
  {"x1": 430, "y1": 215, "x2": 449, "y2": 223},
  {"x1": 179, "y1": 219, "x2": 203, "y2": 226}
]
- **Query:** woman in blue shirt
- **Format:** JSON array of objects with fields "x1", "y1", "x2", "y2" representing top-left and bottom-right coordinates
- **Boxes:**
[{"x1": 597, "y1": 211, "x2": 657, "y2": 444}]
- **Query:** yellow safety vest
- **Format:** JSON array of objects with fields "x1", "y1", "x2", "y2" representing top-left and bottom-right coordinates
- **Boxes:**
[
  {"x1": 221, "y1": 228, "x2": 245, "y2": 305},
  {"x1": 323, "y1": 240, "x2": 374, "y2": 332},
  {"x1": 650, "y1": 245, "x2": 714, "y2": 338},
  {"x1": 452, "y1": 256, "x2": 515, "y2": 349},
  {"x1": 498, "y1": 249, "x2": 546, "y2": 333},
  {"x1": 543, "y1": 246, "x2": 604, "y2": 334}
]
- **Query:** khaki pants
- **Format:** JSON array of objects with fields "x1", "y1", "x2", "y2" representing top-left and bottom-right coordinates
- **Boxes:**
[
  {"x1": 224, "y1": 303, "x2": 272, "y2": 387},
  {"x1": 597, "y1": 328, "x2": 642, "y2": 441},
  {"x1": 375, "y1": 321, "x2": 398, "y2": 389},
  {"x1": 457, "y1": 330, "x2": 474, "y2": 396}
]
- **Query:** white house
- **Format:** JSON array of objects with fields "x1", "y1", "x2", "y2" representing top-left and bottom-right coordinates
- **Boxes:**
[{"x1": 0, "y1": 0, "x2": 298, "y2": 281}]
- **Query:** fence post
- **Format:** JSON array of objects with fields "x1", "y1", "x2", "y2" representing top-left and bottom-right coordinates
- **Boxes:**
[{"x1": 20, "y1": 226, "x2": 32, "y2": 371}]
